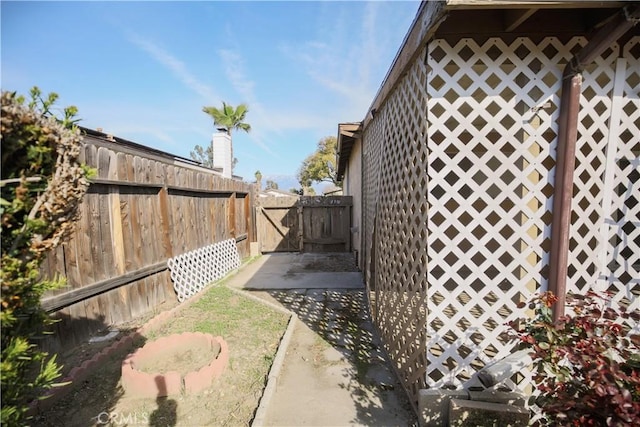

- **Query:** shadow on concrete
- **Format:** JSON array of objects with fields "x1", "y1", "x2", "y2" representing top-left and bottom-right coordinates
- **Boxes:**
[
  {"x1": 241, "y1": 252, "x2": 364, "y2": 290},
  {"x1": 238, "y1": 252, "x2": 417, "y2": 426},
  {"x1": 268, "y1": 288, "x2": 417, "y2": 426}
]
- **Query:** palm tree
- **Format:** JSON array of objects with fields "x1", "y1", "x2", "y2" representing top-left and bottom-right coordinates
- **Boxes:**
[
  {"x1": 255, "y1": 170, "x2": 263, "y2": 190},
  {"x1": 202, "y1": 102, "x2": 251, "y2": 174}
]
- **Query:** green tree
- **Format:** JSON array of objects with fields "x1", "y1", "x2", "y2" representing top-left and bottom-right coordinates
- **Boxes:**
[
  {"x1": 297, "y1": 136, "x2": 341, "y2": 188},
  {"x1": 255, "y1": 170, "x2": 263, "y2": 190},
  {"x1": 1, "y1": 87, "x2": 91, "y2": 425},
  {"x1": 202, "y1": 102, "x2": 251, "y2": 173},
  {"x1": 190, "y1": 144, "x2": 213, "y2": 168},
  {"x1": 289, "y1": 188, "x2": 303, "y2": 195},
  {"x1": 265, "y1": 180, "x2": 279, "y2": 190}
]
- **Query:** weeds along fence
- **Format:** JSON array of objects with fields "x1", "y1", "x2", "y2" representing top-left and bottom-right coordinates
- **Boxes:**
[{"x1": 39, "y1": 130, "x2": 256, "y2": 353}]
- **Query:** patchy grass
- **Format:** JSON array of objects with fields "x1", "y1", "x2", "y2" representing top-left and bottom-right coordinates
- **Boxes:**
[{"x1": 33, "y1": 284, "x2": 289, "y2": 427}]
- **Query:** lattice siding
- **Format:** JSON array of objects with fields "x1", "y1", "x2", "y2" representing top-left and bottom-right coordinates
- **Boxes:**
[
  {"x1": 599, "y1": 37, "x2": 640, "y2": 313},
  {"x1": 424, "y1": 37, "x2": 566, "y2": 389},
  {"x1": 167, "y1": 239, "x2": 240, "y2": 302},
  {"x1": 363, "y1": 45, "x2": 430, "y2": 404},
  {"x1": 362, "y1": 105, "x2": 386, "y2": 292},
  {"x1": 362, "y1": 34, "x2": 639, "y2": 404},
  {"x1": 568, "y1": 39, "x2": 619, "y2": 295}
]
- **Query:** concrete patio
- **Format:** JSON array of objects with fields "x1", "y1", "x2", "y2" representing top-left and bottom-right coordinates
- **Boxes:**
[{"x1": 226, "y1": 253, "x2": 417, "y2": 426}]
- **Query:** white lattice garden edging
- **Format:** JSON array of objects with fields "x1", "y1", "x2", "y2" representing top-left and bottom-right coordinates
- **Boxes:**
[{"x1": 167, "y1": 239, "x2": 240, "y2": 302}]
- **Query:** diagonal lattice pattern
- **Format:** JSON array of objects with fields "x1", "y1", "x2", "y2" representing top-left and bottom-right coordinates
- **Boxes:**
[
  {"x1": 424, "y1": 37, "x2": 567, "y2": 389},
  {"x1": 167, "y1": 239, "x2": 240, "y2": 302},
  {"x1": 598, "y1": 37, "x2": 640, "y2": 314},
  {"x1": 568, "y1": 39, "x2": 618, "y2": 294},
  {"x1": 361, "y1": 34, "x2": 639, "y2": 404},
  {"x1": 363, "y1": 45, "x2": 430, "y2": 404}
]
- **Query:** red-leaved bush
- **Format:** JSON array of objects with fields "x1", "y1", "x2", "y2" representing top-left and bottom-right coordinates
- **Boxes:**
[{"x1": 510, "y1": 291, "x2": 640, "y2": 426}]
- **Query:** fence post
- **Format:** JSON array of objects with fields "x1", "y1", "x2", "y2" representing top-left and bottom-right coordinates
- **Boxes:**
[
  {"x1": 158, "y1": 186, "x2": 173, "y2": 258},
  {"x1": 297, "y1": 202, "x2": 304, "y2": 252},
  {"x1": 228, "y1": 192, "x2": 237, "y2": 239},
  {"x1": 244, "y1": 193, "x2": 252, "y2": 242}
]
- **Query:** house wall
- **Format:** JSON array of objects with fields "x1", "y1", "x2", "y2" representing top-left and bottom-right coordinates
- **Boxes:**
[
  {"x1": 343, "y1": 138, "x2": 363, "y2": 268},
  {"x1": 362, "y1": 43, "x2": 430, "y2": 405},
  {"x1": 360, "y1": 33, "x2": 640, "y2": 407}
]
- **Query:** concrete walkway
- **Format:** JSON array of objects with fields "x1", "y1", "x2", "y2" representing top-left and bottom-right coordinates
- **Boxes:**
[
  {"x1": 226, "y1": 253, "x2": 417, "y2": 427},
  {"x1": 230, "y1": 253, "x2": 365, "y2": 290}
]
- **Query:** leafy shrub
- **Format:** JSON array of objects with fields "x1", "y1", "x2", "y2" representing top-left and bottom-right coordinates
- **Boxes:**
[
  {"x1": 1, "y1": 87, "x2": 90, "y2": 425},
  {"x1": 510, "y1": 291, "x2": 640, "y2": 426}
]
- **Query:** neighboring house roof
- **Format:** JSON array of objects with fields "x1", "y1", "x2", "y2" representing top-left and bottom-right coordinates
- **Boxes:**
[
  {"x1": 259, "y1": 189, "x2": 300, "y2": 198},
  {"x1": 336, "y1": 122, "x2": 361, "y2": 181}
]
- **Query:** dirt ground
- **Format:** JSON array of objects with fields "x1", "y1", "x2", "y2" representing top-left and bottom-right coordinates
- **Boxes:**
[
  {"x1": 32, "y1": 253, "x2": 417, "y2": 426},
  {"x1": 32, "y1": 285, "x2": 289, "y2": 427}
]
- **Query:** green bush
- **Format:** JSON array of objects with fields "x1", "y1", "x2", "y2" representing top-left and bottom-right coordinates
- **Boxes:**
[
  {"x1": 1, "y1": 87, "x2": 90, "y2": 425},
  {"x1": 510, "y1": 291, "x2": 640, "y2": 426}
]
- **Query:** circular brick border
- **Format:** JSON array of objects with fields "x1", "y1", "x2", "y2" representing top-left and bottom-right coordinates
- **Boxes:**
[
  {"x1": 27, "y1": 265, "x2": 270, "y2": 416},
  {"x1": 121, "y1": 332, "x2": 228, "y2": 398},
  {"x1": 28, "y1": 296, "x2": 207, "y2": 415}
]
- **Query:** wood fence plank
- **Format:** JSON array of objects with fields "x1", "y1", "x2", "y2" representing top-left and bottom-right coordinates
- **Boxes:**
[
  {"x1": 173, "y1": 194, "x2": 187, "y2": 254},
  {"x1": 229, "y1": 193, "x2": 237, "y2": 239},
  {"x1": 110, "y1": 189, "x2": 126, "y2": 275},
  {"x1": 150, "y1": 190, "x2": 162, "y2": 263},
  {"x1": 99, "y1": 147, "x2": 127, "y2": 324},
  {"x1": 38, "y1": 137, "x2": 256, "y2": 351},
  {"x1": 125, "y1": 154, "x2": 135, "y2": 182},
  {"x1": 158, "y1": 187, "x2": 173, "y2": 258}
]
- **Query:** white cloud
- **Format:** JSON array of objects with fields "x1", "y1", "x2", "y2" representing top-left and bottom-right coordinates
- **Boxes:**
[
  {"x1": 218, "y1": 48, "x2": 334, "y2": 156},
  {"x1": 219, "y1": 49, "x2": 255, "y2": 99},
  {"x1": 279, "y1": 1, "x2": 414, "y2": 122},
  {"x1": 216, "y1": 48, "x2": 276, "y2": 155},
  {"x1": 126, "y1": 31, "x2": 218, "y2": 101},
  {"x1": 219, "y1": 48, "x2": 338, "y2": 131}
]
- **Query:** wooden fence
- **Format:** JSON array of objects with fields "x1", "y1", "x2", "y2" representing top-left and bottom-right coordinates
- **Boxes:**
[
  {"x1": 257, "y1": 196, "x2": 352, "y2": 253},
  {"x1": 39, "y1": 131, "x2": 255, "y2": 352}
]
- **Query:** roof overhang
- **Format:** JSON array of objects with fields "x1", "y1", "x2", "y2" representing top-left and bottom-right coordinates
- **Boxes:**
[
  {"x1": 336, "y1": 122, "x2": 362, "y2": 181},
  {"x1": 362, "y1": 0, "x2": 637, "y2": 130}
]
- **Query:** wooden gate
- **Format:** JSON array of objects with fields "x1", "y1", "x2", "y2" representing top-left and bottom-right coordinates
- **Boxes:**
[
  {"x1": 257, "y1": 196, "x2": 352, "y2": 253},
  {"x1": 257, "y1": 196, "x2": 300, "y2": 252}
]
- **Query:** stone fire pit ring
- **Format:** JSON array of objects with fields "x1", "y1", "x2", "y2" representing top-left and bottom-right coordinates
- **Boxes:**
[{"x1": 121, "y1": 332, "x2": 228, "y2": 398}]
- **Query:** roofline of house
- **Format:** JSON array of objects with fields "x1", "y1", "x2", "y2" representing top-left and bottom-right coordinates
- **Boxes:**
[
  {"x1": 445, "y1": 0, "x2": 628, "y2": 10},
  {"x1": 362, "y1": 0, "x2": 630, "y2": 132},
  {"x1": 259, "y1": 188, "x2": 300, "y2": 197},
  {"x1": 362, "y1": 1, "x2": 447, "y2": 131},
  {"x1": 336, "y1": 122, "x2": 362, "y2": 181},
  {"x1": 80, "y1": 126, "x2": 241, "y2": 178}
]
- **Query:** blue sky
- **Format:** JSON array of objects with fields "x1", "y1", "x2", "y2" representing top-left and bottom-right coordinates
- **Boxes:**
[{"x1": 2, "y1": 1, "x2": 419, "y2": 190}]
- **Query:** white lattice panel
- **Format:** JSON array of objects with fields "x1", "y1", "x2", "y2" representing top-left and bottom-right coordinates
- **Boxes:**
[
  {"x1": 426, "y1": 37, "x2": 577, "y2": 389},
  {"x1": 600, "y1": 37, "x2": 640, "y2": 312},
  {"x1": 361, "y1": 33, "x2": 639, "y2": 403},
  {"x1": 167, "y1": 239, "x2": 240, "y2": 302},
  {"x1": 375, "y1": 50, "x2": 430, "y2": 402},
  {"x1": 363, "y1": 107, "x2": 386, "y2": 291},
  {"x1": 362, "y1": 46, "x2": 430, "y2": 405},
  {"x1": 567, "y1": 39, "x2": 619, "y2": 294}
]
